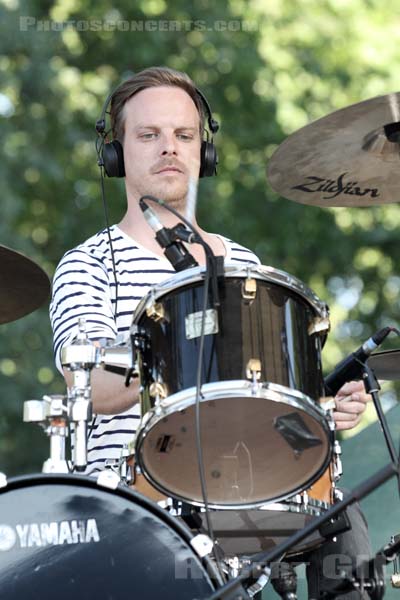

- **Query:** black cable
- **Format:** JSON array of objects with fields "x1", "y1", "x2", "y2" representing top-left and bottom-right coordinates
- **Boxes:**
[
  {"x1": 141, "y1": 194, "x2": 224, "y2": 583},
  {"x1": 97, "y1": 165, "x2": 119, "y2": 323},
  {"x1": 70, "y1": 129, "x2": 121, "y2": 473},
  {"x1": 387, "y1": 327, "x2": 400, "y2": 500}
]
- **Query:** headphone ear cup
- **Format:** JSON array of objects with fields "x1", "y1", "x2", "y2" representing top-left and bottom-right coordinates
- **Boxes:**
[
  {"x1": 102, "y1": 140, "x2": 125, "y2": 178},
  {"x1": 200, "y1": 140, "x2": 218, "y2": 178}
]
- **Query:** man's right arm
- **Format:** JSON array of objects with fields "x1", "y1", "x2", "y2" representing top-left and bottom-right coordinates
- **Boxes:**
[
  {"x1": 62, "y1": 367, "x2": 140, "y2": 415},
  {"x1": 51, "y1": 247, "x2": 141, "y2": 416}
]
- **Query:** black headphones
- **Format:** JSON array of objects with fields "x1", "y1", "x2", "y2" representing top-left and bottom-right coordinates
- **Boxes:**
[{"x1": 95, "y1": 83, "x2": 219, "y2": 179}]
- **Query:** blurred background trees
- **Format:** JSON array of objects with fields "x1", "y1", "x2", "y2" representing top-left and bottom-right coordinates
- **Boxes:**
[{"x1": 2, "y1": 0, "x2": 400, "y2": 563}]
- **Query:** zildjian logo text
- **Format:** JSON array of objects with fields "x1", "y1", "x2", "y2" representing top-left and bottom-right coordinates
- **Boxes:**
[{"x1": 292, "y1": 173, "x2": 380, "y2": 200}]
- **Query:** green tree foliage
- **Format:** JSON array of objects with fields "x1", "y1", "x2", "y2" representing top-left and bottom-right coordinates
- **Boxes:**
[{"x1": 1, "y1": 0, "x2": 400, "y2": 475}]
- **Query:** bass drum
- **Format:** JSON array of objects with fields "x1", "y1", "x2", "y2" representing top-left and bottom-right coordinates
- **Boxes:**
[{"x1": 0, "y1": 474, "x2": 221, "y2": 599}]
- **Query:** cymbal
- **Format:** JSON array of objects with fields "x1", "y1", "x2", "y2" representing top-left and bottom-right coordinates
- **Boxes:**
[
  {"x1": 368, "y1": 349, "x2": 400, "y2": 381},
  {"x1": 0, "y1": 245, "x2": 50, "y2": 324},
  {"x1": 268, "y1": 92, "x2": 400, "y2": 207}
]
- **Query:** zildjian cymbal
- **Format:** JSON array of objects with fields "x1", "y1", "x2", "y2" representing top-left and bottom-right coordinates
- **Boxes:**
[
  {"x1": 267, "y1": 92, "x2": 400, "y2": 207},
  {"x1": 0, "y1": 245, "x2": 50, "y2": 324},
  {"x1": 368, "y1": 350, "x2": 400, "y2": 381}
]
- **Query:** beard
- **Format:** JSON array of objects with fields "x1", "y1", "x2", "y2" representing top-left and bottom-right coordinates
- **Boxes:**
[
  {"x1": 131, "y1": 174, "x2": 190, "y2": 213},
  {"x1": 159, "y1": 187, "x2": 187, "y2": 211}
]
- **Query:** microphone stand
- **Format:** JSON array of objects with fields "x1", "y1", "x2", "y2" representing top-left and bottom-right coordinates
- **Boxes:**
[
  {"x1": 361, "y1": 361, "x2": 398, "y2": 467},
  {"x1": 138, "y1": 194, "x2": 226, "y2": 581},
  {"x1": 197, "y1": 462, "x2": 398, "y2": 600},
  {"x1": 171, "y1": 222, "x2": 223, "y2": 309}
]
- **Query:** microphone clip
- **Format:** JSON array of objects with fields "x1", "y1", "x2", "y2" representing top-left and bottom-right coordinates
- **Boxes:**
[
  {"x1": 154, "y1": 225, "x2": 199, "y2": 272},
  {"x1": 170, "y1": 223, "x2": 202, "y2": 244},
  {"x1": 154, "y1": 222, "x2": 201, "y2": 247}
]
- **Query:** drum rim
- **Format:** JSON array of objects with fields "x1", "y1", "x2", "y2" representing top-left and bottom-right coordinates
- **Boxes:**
[
  {"x1": 131, "y1": 263, "x2": 329, "y2": 326},
  {"x1": 180, "y1": 496, "x2": 330, "y2": 518},
  {"x1": 0, "y1": 472, "x2": 210, "y2": 553},
  {"x1": 0, "y1": 472, "x2": 223, "y2": 589},
  {"x1": 135, "y1": 380, "x2": 333, "y2": 510},
  {"x1": 140, "y1": 380, "x2": 331, "y2": 425}
]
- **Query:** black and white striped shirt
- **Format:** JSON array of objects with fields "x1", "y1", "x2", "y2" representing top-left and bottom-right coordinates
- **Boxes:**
[{"x1": 50, "y1": 224, "x2": 260, "y2": 473}]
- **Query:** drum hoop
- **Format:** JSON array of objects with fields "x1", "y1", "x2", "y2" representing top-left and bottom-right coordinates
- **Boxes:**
[
  {"x1": 131, "y1": 263, "x2": 328, "y2": 326},
  {"x1": 192, "y1": 496, "x2": 330, "y2": 519},
  {"x1": 135, "y1": 381, "x2": 334, "y2": 510},
  {"x1": 140, "y1": 380, "x2": 331, "y2": 425}
]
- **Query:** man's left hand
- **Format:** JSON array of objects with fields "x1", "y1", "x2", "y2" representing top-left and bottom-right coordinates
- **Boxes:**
[{"x1": 333, "y1": 380, "x2": 371, "y2": 431}]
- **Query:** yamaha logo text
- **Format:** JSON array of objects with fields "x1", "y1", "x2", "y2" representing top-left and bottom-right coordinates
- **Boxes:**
[{"x1": 0, "y1": 519, "x2": 100, "y2": 551}]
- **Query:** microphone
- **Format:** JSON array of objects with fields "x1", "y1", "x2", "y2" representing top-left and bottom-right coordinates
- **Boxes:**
[
  {"x1": 139, "y1": 198, "x2": 199, "y2": 272},
  {"x1": 324, "y1": 326, "x2": 392, "y2": 396}
]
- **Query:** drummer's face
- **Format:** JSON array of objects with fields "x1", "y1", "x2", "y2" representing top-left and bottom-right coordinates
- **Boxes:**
[{"x1": 122, "y1": 86, "x2": 202, "y2": 209}]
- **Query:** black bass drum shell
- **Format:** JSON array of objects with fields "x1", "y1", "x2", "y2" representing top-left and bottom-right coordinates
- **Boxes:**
[{"x1": 0, "y1": 474, "x2": 220, "y2": 599}]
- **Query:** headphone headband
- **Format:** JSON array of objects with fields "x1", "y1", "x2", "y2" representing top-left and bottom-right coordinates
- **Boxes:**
[{"x1": 194, "y1": 87, "x2": 219, "y2": 134}]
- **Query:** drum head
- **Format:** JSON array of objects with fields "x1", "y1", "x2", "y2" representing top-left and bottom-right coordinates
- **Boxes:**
[
  {"x1": 136, "y1": 382, "x2": 332, "y2": 508},
  {"x1": 0, "y1": 474, "x2": 218, "y2": 599}
]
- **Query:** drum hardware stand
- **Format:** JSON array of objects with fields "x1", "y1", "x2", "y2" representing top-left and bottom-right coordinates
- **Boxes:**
[
  {"x1": 60, "y1": 319, "x2": 137, "y2": 471},
  {"x1": 23, "y1": 394, "x2": 70, "y2": 473},
  {"x1": 61, "y1": 319, "x2": 97, "y2": 471},
  {"x1": 198, "y1": 462, "x2": 398, "y2": 600},
  {"x1": 22, "y1": 330, "x2": 136, "y2": 474}
]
